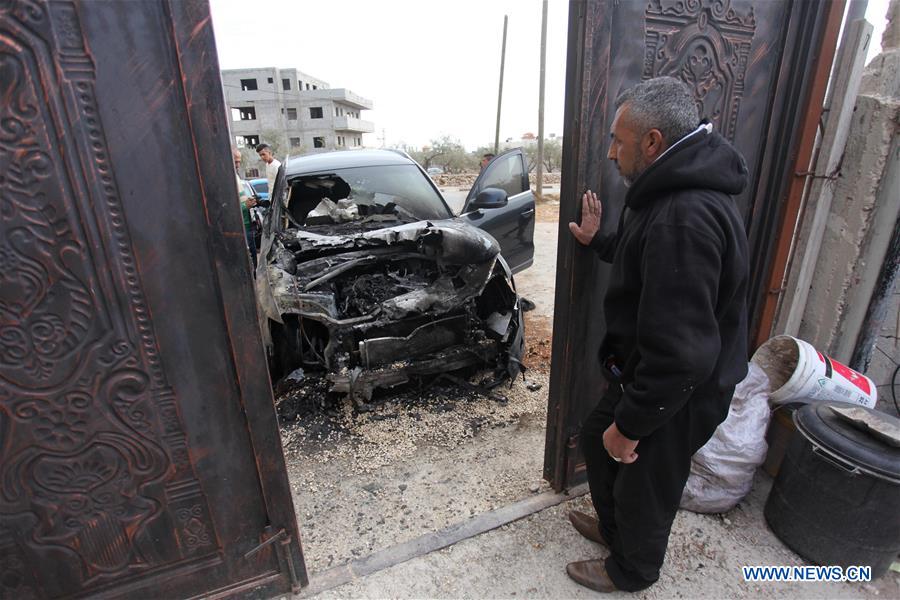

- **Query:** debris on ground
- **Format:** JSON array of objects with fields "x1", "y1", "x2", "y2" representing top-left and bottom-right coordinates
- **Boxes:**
[{"x1": 523, "y1": 313, "x2": 554, "y2": 373}]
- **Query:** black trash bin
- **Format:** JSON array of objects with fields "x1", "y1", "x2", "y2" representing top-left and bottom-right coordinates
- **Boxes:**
[{"x1": 764, "y1": 401, "x2": 900, "y2": 578}]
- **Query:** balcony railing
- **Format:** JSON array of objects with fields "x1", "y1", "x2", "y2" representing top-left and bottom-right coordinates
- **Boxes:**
[{"x1": 334, "y1": 116, "x2": 375, "y2": 133}]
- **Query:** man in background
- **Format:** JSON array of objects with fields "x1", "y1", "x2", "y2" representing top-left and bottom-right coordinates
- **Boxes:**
[
  {"x1": 233, "y1": 147, "x2": 258, "y2": 267},
  {"x1": 257, "y1": 143, "x2": 281, "y2": 203},
  {"x1": 564, "y1": 76, "x2": 749, "y2": 593}
]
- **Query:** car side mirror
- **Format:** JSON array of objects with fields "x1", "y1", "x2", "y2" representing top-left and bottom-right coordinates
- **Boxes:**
[{"x1": 469, "y1": 187, "x2": 508, "y2": 210}]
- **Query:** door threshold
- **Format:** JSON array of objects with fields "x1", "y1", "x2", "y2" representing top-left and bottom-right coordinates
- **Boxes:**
[{"x1": 301, "y1": 483, "x2": 589, "y2": 597}]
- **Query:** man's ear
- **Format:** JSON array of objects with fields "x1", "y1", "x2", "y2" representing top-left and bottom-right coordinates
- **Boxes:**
[{"x1": 643, "y1": 129, "x2": 665, "y2": 160}]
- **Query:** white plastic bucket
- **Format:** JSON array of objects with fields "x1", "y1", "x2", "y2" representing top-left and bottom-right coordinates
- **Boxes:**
[{"x1": 750, "y1": 335, "x2": 877, "y2": 408}]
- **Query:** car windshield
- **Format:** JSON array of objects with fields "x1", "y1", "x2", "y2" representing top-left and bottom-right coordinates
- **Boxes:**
[
  {"x1": 293, "y1": 164, "x2": 451, "y2": 225},
  {"x1": 251, "y1": 181, "x2": 268, "y2": 194}
]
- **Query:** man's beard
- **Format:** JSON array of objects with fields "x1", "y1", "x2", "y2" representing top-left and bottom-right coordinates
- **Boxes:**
[{"x1": 620, "y1": 154, "x2": 651, "y2": 187}]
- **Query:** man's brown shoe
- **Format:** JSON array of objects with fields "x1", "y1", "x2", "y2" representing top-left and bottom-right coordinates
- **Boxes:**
[
  {"x1": 568, "y1": 510, "x2": 609, "y2": 548},
  {"x1": 566, "y1": 559, "x2": 618, "y2": 593}
]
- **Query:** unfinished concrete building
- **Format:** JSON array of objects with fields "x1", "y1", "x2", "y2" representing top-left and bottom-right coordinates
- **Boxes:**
[{"x1": 222, "y1": 66, "x2": 373, "y2": 168}]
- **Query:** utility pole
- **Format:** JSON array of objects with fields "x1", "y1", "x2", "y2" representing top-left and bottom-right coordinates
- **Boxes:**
[
  {"x1": 536, "y1": 0, "x2": 548, "y2": 199},
  {"x1": 494, "y1": 15, "x2": 508, "y2": 154}
]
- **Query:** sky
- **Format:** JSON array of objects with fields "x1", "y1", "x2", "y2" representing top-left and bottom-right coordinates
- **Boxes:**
[
  {"x1": 209, "y1": 0, "x2": 569, "y2": 151},
  {"x1": 208, "y1": 0, "x2": 892, "y2": 152}
]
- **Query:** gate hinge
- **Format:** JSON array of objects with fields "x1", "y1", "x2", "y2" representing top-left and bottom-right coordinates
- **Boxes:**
[{"x1": 245, "y1": 526, "x2": 303, "y2": 593}]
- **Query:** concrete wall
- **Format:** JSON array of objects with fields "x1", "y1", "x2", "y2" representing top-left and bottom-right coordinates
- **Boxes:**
[
  {"x1": 868, "y1": 280, "x2": 899, "y2": 414},
  {"x1": 795, "y1": 2, "x2": 899, "y2": 414}
]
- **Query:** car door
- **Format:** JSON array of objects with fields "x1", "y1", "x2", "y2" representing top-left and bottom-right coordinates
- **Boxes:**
[{"x1": 461, "y1": 148, "x2": 535, "y2": 273}]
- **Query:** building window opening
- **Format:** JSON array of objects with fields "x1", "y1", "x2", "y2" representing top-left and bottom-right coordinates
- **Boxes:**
[
  {"x1": 309, "y1": 107, "x2": 323, "y2": 119},
  {"x1": 286, "y1": 108, "x2": 298, "y2": 120},
  {"x1": 245, "y1": 168, "x2": 260, "y2": 178},
  {"x1": 312, "y1": 85, "x2": 317, "y2": 90},
  {"x1": 282, "y1": 78, "x2": 291, "y2": 91},
  {"x1": 240, "y1": 78, "x2": 258, "y2": 91},
  {"x1": 305, "y1": 83, "x2": 310, "y2": 90},
  {"x1": 235, "y1": 134, "x2": 259, "y2": 148},
  {"x1": 298, "y1": 80, "x2": 303, "y2": 89},
  {"x1": 234, "y1": 106, "x2": 256, "y2": 120},
  {"x1": 313, "y1": 137, "x2": 325, "y2": 149},
  {"x1": 290, "y1": 137, "x2": 301, "y2": 148},
  {"x1": 267, "y1": 77, "x2": 273, "y2": 83}
]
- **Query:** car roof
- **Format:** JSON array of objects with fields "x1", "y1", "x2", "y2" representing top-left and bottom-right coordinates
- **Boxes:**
[
  {"x1": 249, "y1": 178, "x2": 267, "y2": 184},
  {"x1": 284, "y1": 149, "x2": 415, "y2": 177}
]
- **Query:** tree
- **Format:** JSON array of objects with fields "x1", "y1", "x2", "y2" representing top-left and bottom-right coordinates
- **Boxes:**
[
  {"x1": 419, "y1": 136, "x2": 463, "y2": 171},
  {"x1": 438, "y1": 143, "x2": 478, "y2": 173},
  {"x1": 521, "y1": 137, "x2": 562, "y2": 173},
  {"x1": 399, "y1": 137, "x2": 478, "y2": 173},
  {"x1": 542, "y1": 137, "x2": 563, "y2": 173}
]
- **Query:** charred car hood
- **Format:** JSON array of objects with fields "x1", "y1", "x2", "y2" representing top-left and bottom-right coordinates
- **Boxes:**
[
  {"x1": 281, "y1": 219, "x2": 499, "y2": 263},
  {"x1": 258, "y1": 219, "x2": 502, "y2": 324}
]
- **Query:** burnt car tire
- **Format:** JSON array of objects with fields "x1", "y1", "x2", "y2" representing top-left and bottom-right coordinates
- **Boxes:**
[{"x1": 269, "y1": 318, "x2": 301, "y2": 383}]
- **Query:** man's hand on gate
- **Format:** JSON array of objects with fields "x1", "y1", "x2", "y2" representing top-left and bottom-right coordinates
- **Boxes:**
[
  {"x1": 603, "y1": 422, "x2": 639, "y2": 464},
  {"x1": 569, "y1": 190, "x2": 602, "y2": 246}
]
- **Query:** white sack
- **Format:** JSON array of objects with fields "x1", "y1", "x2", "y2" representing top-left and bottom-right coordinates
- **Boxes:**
[{"x1": 680, "y1": 362, "x2": 771, "y2": 513}]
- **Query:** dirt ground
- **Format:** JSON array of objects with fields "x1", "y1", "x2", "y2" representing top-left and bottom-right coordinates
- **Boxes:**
[{"x1": 280, "y1": 371, "x2": 551, "y2": 574}]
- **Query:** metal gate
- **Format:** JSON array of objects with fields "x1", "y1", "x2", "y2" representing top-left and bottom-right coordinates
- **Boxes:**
[
  {"x1": 544, "y1": 0, "x2": 844, "y2": 490},
  {"x1": 0, "y1": 0, "x2": 306, "y2": 597}
]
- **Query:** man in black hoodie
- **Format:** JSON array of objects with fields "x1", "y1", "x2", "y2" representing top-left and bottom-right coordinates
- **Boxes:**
[{"x1": 564, "y1": 77, "x2": 749, "y2": 592}]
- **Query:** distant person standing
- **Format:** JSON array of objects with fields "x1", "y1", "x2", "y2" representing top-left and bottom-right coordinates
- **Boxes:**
[
  {"x1": 257, "y1": 143, "x2": 282, "y2": 202},
  {"x1": 233, "y1": 147, "x2": 258, "y2": 267},
  {"x1": 480, "y1": 152, "x2": 495, "y2": 171}
]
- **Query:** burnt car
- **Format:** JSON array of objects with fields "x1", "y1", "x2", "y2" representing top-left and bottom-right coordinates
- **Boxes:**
[{"x1": 255, "y1": 148, "x2": 536, "y2": 408}]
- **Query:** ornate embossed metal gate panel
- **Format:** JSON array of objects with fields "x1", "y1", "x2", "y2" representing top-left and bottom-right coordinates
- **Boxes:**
[
  {"x1": 642, "y1": 0, "x2": 757, "y2": 142},
  {"x1": 545, "y1": 0, "x2": 844, "y2": 490},
  {"x1": 0, "y1": 1, "x2": 306, "y2": 597}
]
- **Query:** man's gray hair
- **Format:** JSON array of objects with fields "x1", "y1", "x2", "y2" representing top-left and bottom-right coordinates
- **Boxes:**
[{"x1": 614, "y1": 77, "x2": 699, "y2": 144}]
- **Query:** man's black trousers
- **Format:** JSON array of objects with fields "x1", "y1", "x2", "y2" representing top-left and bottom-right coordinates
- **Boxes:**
[{"x1": 580, "y1": 384, "x2": 732, "y2": 592}]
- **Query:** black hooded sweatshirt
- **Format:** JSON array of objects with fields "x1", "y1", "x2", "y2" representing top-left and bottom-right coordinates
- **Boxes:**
[{"x1": 590, "y1": 124, "x2": 750, "y2": 440}]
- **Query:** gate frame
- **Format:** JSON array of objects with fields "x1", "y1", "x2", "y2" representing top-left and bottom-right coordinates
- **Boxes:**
[{"x1": 544, "y1": 0, "x2": 847, "y2": 492}]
